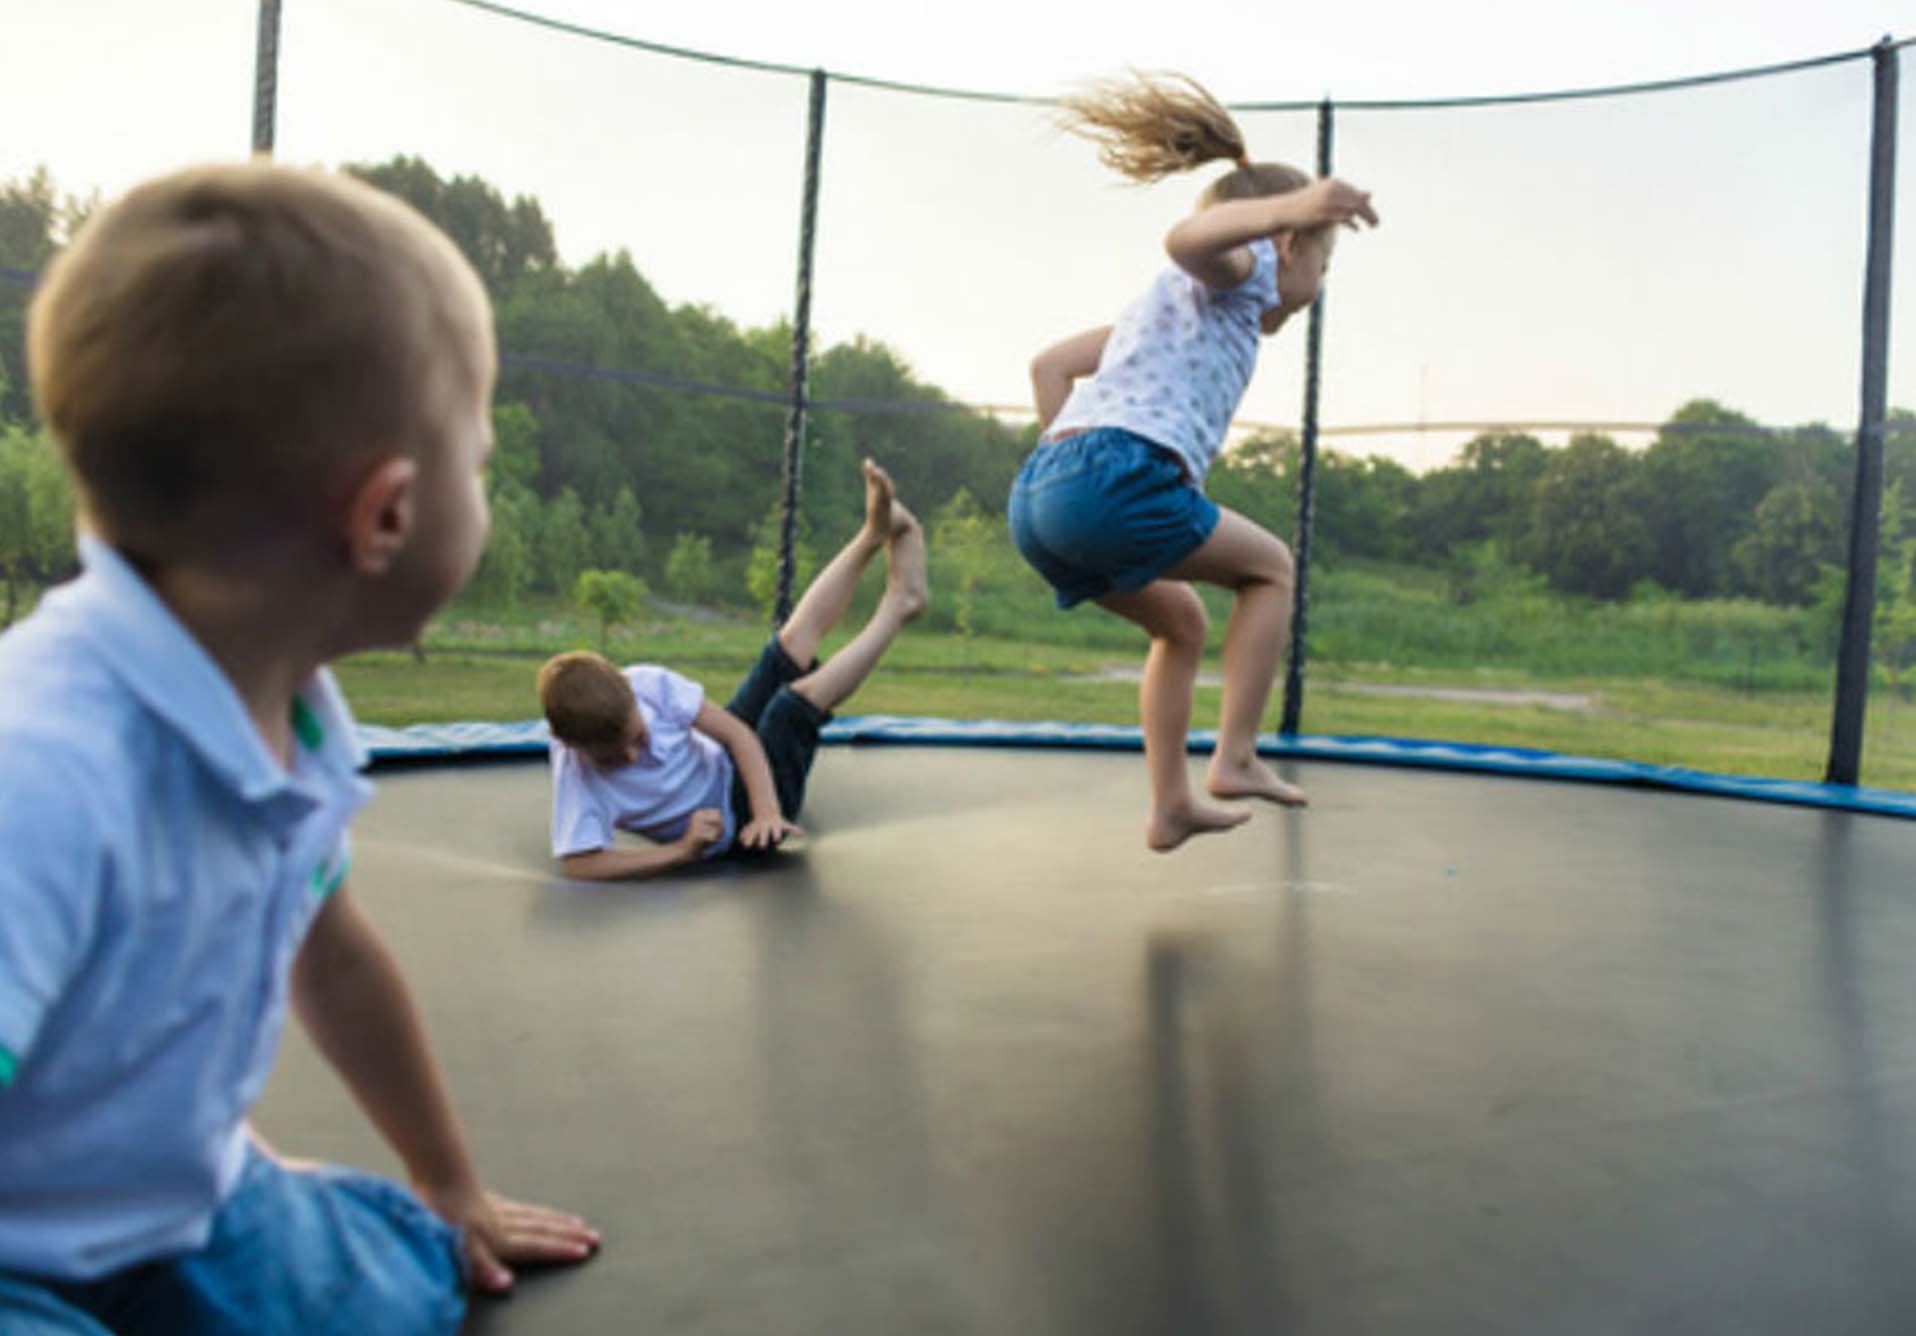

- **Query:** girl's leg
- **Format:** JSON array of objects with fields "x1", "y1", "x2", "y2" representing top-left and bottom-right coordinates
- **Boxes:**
[
  {"x1": 1097, "y1": 581, "x2": 1251, "y2": 852},
  {"x1": 1162, "y1": 507, "x2": 1307, "y2": 806},
  {"x1": 789, "y1": 506, "x2": 927, "y2": 714},
  {"x1": 778, "y1": 459, "x2": 901, "y2": 668}
]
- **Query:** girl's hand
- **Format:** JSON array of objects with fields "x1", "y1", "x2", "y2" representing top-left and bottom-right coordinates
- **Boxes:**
[{"x1": 1298, "y1": 178, "x2": 1378, "y2": 230}]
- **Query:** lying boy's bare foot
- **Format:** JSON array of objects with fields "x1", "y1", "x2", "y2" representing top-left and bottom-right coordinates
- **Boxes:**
[
  {"x1": 1147, "y1": 798, "x2": 1251, "y2": 853},
  {"x1": 1207, "y1": 757, "x2": 1309, "y2": 807},
  {"x1": 860, "y1": 458, "x2": 897, "y2": 546},
  {"x1": 884, "y1": 503, "x2": 929, "y2": 621},
  {"x1": 888, "y1": 498, "x2": 917, "y2": 541}
]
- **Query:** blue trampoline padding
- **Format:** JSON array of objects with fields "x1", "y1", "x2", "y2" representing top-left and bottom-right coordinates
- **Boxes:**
[{"x1": 358, "y1": 716, "x2": 1916, "y2": 820}]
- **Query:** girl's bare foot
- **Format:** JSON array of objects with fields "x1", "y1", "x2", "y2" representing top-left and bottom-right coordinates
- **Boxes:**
[
  {"x1": 1147, "y1": 798, "x2": 1251, "y2": 853},
  {"x1": 1206, "y1": 756, "x2": 1308, "y2": 807}
]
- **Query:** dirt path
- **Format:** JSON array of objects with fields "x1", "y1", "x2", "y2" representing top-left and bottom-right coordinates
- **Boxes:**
[{"x1": 1063, "y1": 666, "x2": 1593, "y2": 711}]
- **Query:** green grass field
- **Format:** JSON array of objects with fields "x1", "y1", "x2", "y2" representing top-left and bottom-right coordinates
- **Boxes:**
[
  {"x1": 17, "y1": 562, "x2": 1903, "y2": 791},
  {"x1": 333, "y1": 592, "x2": 1916, "y2": 793}
]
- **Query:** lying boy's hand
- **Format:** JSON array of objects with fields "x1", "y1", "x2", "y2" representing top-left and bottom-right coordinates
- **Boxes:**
[
  {"x1": 678, "y1": 807, "x2": 725, "y2": 858},
  {"x1": 738, "y1": 815, "x2": 802, "y2": 851},
  {"x1": 419, "y1": 1180, "x2": 600, "y2": 1295}
]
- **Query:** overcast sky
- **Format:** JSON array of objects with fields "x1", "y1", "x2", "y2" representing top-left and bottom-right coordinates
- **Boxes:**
[{"x1": 3, "y1": 0, "x2": 1910, "y2": 468}]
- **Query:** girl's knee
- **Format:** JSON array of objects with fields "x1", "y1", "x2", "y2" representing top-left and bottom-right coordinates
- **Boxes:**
[
  {"x1": 1158, "y1": 594, "x2": 1209, "y2": 648},
  {"x1": 1246, "y1": 539, "x2": 1294, "y2": 594}
]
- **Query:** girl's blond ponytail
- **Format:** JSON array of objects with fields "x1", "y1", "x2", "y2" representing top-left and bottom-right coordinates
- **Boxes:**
[{"x1": 1056, "y1": 71, "x2": 1247, "y2": 184}]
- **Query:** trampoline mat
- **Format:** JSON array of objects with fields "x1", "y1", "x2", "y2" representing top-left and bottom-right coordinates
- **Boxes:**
[{"x1": 252, "y1": 746, "x2": 1916, "y2": 1335}]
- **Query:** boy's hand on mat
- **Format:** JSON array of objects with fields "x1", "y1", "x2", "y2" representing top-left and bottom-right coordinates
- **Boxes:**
[
  {"x1": 421, "y1": 1181, "x2": 600, "y2": 1294},
  {"x1": 737, "y1": 814, "x2": 802, "y2": 851},
  {"x1": 678, "y1": 807, "x2": 725, "y2": 858}
]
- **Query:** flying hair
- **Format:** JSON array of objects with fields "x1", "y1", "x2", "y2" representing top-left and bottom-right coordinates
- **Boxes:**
[{"x1": 1055, "y1": 70, "x2": 1248, "y2": 183}]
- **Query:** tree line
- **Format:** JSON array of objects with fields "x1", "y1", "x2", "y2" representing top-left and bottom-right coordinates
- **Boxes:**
[{"x1": 2, "y1": 160, "x2": 1912, "y2": 626}]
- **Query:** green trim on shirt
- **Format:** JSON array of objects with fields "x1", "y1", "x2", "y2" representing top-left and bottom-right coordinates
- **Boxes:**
[
  {"x1": 310, "y1": 851, "x2": 351, "y2": 899},
  {"x1": 0, "y1": 1045, "x2": 16, "y2": 1088},
  {"x1": 290, "y1": 697, "x2": 325, "y2": 753}
]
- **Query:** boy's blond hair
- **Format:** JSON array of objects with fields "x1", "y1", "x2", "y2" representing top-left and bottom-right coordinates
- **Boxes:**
[
  {"x1": 27, "y1": 162, "x2": 491, "y2": 564},
  {"x1": 538, "y1": 651, "x2": 637, "y2": 747}
]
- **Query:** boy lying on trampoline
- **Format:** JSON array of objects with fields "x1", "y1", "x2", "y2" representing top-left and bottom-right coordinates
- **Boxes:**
[{"x1": 538, "y1": 460, "x2": 928, "y2": 881}]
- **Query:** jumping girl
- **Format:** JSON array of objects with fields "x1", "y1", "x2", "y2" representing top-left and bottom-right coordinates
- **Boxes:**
[{"x1": 1009, "y1": 71, "x2": 1378, "y2": 852}]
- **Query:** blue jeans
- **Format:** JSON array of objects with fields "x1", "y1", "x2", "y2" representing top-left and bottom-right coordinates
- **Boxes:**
[
  {"x1": 1008, "y1": 428, "x2": 1221, "y2": 608},
  {"x1": 0, "y1": 1148, "x2": 466, "y2": 1336}
]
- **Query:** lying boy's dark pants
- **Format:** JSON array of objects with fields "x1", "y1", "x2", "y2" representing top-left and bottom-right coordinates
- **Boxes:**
[
  {"x1": 0, "y1": 1147, "x2": 464, "y2": 1335},
  {"x1": 723, "y1": 637, "x2": 831, "y2": 841}
]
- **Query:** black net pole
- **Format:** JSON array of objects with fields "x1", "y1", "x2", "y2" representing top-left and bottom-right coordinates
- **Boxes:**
[
  {"x1": 251, "y1": 0, "x2": 282, "y2": 156},
  {"x1": 1827, "y1": 39, "x2": 1900, "y2": 786},
  {"x1": 775, "y1": 69, "x2": 827, "y2": 626},
  {"x1": 1279, "y1": 98, "x2": 1334, "y2": 736}
]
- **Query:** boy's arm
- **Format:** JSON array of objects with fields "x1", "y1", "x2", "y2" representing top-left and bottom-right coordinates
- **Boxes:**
[
  {"x1": 558, "y1": 815, "x2": 722, "y2": 882},
  {"x1": 0, "y1": 760, "x2": 103, "y2": 1093},
  {"x1": 692, "y1": 699, "x2": 797, "y2": 850},
  {"x1": 1163, "y1": 178, "x2": 1378, "y2": 289},
  {"x1": 290, "y1": 885, "x2": 599, "y2": 1292},
  {"x1": 1030, "y1": 326, "x2": 1112, "y2": 430}
]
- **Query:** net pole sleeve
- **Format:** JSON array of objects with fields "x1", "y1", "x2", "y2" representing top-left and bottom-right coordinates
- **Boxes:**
[
  {"x1": 1280, "y1": 97, "x2": 1335, "y2": 736},
  {"x1": 1827, "y1": 39, "x2": 1900, "y2": 785},
  {"x1": 776, "y1": 69, "x2": 828, "y2": 626},
  {"x1": 251, "y1": 0, "x2": 282, "y2": 156}
]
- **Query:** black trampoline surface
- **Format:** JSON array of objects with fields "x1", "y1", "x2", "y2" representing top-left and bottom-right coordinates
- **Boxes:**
[{"x1": 253, "y1": 746, "x2": 1916, "y2": 1335}]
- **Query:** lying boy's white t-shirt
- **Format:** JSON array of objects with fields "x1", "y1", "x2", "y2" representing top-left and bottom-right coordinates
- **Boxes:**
[{"x1": 548, "y1": 665, "x2": 738, "y2": 859}]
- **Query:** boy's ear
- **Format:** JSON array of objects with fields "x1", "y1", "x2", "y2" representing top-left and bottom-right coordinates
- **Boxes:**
[
  {"x1": 343, "y1": 455, "x2": 418, "y2": 576},
  {"x1": 1273, "y1": 231, "x2": 1298, "y2": 267}
]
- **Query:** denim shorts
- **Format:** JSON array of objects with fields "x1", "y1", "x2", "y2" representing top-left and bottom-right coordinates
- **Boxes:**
[
  {"x1": 0, "y1": 1147, "x2": 465, "y2": 1336},
  {"x1": 724, "y1": 636, "x2": 831, "y2": 838},
  {"x1": 1007, "y1": 428, "x2": 1221, "y2": 608}
]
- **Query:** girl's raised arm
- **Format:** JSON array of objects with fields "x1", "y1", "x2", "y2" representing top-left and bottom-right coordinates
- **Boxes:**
[{"x1": 1165, "y1": 179, "x2": 1377, "y2": 290}]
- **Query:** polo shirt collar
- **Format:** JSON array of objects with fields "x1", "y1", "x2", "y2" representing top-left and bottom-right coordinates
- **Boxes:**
[{"x1": 66, "y1": 536, "x2": 369, "y2": 807}]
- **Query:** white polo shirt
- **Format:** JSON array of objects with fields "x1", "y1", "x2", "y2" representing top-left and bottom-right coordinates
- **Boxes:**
[
  {"x1": 1046, "y1": 236, "x2": 1281, "y2": 485},
  {"x1": 548, "y1": 665, "x2": 737, "y2": 860},
  {"x1": 0, "y1": 537, "x2": 373, "y2": 1280}
]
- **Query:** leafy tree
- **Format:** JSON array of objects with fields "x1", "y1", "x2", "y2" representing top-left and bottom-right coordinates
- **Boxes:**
[
  {"x1": 1, "y1": 167, "x2": 95, "y2": 425},
  {"x1": 1638, "y1": 400, "x2": 1783, "y2": 596},
  {"x1": 589, "y1": 486, "x2": 644, "y2": 574},
  {"x1": 1209, "y1": 432, "x2": 1298, "y2": 539},
  {"x1": 489, "y1": 401, "x2": 542, "y2": 494},
  {"x1": 573, "y1": 569, "x2": 648, "y2": 652},
  {"x1": 1315, "y1": 451, "x2": 1416, "y2": 563},
  {"x1": 465, "y1": 485, "x2": 535, "y2": 609},
  {"x1": 537, "y1": 488, "x2": 591, "y2": 594},
  {"x1": 1408, "y1": 432, "x2": 1548, "y2": 562},
  {"x1": 345, "y1": 156, "x2": 557, "y2": 297},
  {"x1": 933, "y1": 487, "x2": 997, "y2": 659},
  {"x1": 1814, "y1": 482, "x2": 1916, "y2": 695},
  {"x1": 746, "y1": 502, "x2": 815, "y2": 622},
  {"x1": 1447, "y1": 540, "x2": 1547, "y2": 606},
  {"x1": 1520, "y1": 433, "x2": 1653, "y2": 599},
  {"x1": 1732, "y1": 478, "x2": 1845, "y2": 606},
  {"x1": 0, "y1": 426, "x2": 76, "y2": 625},
  {"x1": 664, "y1": 532, "x2": 715, "y2": 605}
]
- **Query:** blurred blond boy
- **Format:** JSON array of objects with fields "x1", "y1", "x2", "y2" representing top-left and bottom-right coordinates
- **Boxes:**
[{"x1": 0, "y1": 163, "x2": 596, "y2": 1336}]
